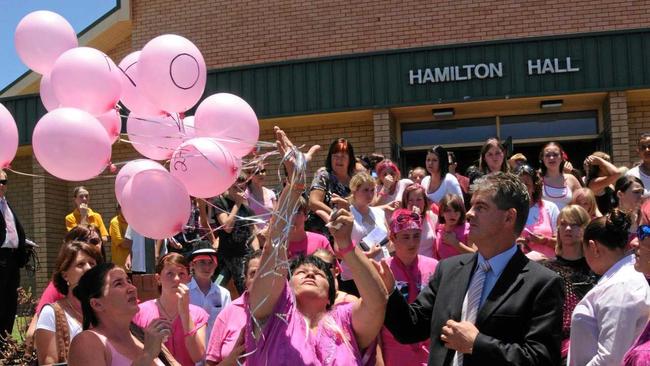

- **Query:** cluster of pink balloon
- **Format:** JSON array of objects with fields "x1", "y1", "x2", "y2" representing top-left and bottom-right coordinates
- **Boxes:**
[{"x1": 10, "y1": 10, "x2": 261, "y2": 239}]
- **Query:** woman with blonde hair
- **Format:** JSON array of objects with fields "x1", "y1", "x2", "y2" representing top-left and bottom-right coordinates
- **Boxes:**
[
  {"x1": 542, "y1": 204, "x2": 595, "y2": 362},
  {"x1": 341, "y1": 172, "x2": 389, "y2": 296},
  {"x1": 571, "y1": 188, "x2": 603, "y2": 219}
]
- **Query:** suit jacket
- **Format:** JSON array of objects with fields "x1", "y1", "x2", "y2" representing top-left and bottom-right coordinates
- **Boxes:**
[
  {"x1": 0, "y1": 199, "x2": 26, "y2": 253},
  {"x1": 384, "y1": 248, "x2": 563, "y2": 366}
]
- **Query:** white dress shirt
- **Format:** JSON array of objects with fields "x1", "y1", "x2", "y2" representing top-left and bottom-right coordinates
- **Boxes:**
[
  {"x1": 188, "y1": 277, "x2": 231, "y2": 344},
  {"x1": 0, "y1": 198, "x2": 19, "y2": 249},
  {"x1": 125, "y1": 225, "x2": 146, "y2": 273},
  {"x1": 568, "y1": 255, "x2": 650, "y2": 366}
]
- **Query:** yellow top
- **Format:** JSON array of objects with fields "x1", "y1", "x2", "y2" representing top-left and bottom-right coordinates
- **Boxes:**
[
  {"x1": 109, "y1": 214, "x2": 130, "y2": 270},
  {"x1": 65, "y1": 207, "x2": 109, "y2": 238}
]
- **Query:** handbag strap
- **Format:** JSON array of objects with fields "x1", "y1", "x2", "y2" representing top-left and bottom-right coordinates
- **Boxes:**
[{"x1": 51, "y1": 302, "x2": 71, "y2": 363}]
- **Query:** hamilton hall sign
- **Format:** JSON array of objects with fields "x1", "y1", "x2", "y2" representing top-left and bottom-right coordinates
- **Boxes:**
[{"x1": 408, "y1": 57, "x2": 579, "y2": 85}]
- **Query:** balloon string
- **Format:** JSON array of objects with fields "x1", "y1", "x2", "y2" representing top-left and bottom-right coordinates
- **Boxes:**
[{"x1": 5, "y1": 168, "x2": 48, "y2": 179}]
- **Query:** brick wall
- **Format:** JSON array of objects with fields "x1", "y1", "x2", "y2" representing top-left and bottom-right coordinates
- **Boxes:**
[
  {"x1": 258, "y1": 119, "x2": 375, "y2": 189},
  {"x1": 131, "y1": 0, "x2": 650, "y2": 70},
  {"x1": 106, "y1": 34, "x2": 133, "y2": 65},
  {"x1": 606, "y1": 92, "x2": 631, "y2": 167},
  {"x1": 627, "y1": 99, "x2": 650, "y2": 166}
]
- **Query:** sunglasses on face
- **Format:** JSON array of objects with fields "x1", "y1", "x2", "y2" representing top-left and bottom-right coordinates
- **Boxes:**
[
  {"x1": 515, "y1": 165, "x2": 536, "y2": 176},
  {"x1": 544, "y1": 152, "x2": 560, "y2": 159},
  {"x1": 255, "y1": 169, "x2": 267, "y2": 175},
  {"x1": 637, "y1": 224, "x2": 650, "y2": 241},
  {"x1": 0, "y1": 179, "x2": 7, "y2": 186},
  {"x1": 396, "y1": 212, "x2": 422, "y2": 224}
]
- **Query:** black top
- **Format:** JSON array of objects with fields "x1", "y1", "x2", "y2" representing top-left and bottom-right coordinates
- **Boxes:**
[{"x1": 212, "y1": 195, "x2": 254, "y2": 258}]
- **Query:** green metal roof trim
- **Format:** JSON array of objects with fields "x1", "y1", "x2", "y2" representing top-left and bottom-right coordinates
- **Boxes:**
[{"x1": 4, "y1": 27, "x2": 650, "y2": 145}]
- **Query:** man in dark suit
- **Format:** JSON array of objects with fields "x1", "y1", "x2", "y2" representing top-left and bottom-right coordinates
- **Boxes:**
[
  {"x1": 0, "y1": 169, "x2": 26, "y2": 345},
  {"x1": 381, "y1": 172, "x2": 563, "y2": 365}
]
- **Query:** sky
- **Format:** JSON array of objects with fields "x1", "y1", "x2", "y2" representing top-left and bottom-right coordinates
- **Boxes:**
[{"x1": 0, "y1": 0, "x2": 117, "y2": 91}]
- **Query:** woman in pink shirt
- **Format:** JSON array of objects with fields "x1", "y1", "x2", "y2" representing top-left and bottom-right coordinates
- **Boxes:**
[
  {"x1": 132, "y1": 253, "x2": 209, "y2": 366},
  {"x1": 381, "y1": 209, "x2": 438, "y2": 365},
  {"x1": 245, "y1": 126, "x2": 388, "y2": 365}
]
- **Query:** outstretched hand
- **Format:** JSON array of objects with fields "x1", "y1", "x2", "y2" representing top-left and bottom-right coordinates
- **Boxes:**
[{"x1": 275, "y1": 126, "x2": 320, "y2": 176}]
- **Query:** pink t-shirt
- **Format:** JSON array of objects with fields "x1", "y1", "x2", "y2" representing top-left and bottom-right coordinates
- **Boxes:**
[
  {"x1": 381, "y1": 255, "x2": 437, "y2": 366},
  {"x1": 434, "y1": 222, "x2": 470, "y2": 260},
  {"x1": 246, "y1": 187, "x2": 276, "y2": 218},
  {"x1": 288, "y1": 231, "x2": 331, "y2": 259},
  {"x1": 245, "y1": 282, "x2": 363, "y2": 365},
  {"x1": 35, "y1": 281, "x2": 65, "y2": 314},
  {"x1": 132, "y1": 300, "x2": 209, "y2": 366},
  {"x1": 205, "y1": 294, "x2": 247, "y2": 363}
]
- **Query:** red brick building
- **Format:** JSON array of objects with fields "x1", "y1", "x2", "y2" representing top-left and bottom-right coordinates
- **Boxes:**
[{"x1": 2, "y1": 0, "x2": 650, "y2": 292}]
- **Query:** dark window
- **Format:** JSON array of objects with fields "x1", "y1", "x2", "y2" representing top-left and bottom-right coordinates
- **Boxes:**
[
  {"x1": 500, "y1": 111, "x2": 598, "y2": 140},
  {"x1": 401, "y1": 118, "x2": 496, "y2": 147}
]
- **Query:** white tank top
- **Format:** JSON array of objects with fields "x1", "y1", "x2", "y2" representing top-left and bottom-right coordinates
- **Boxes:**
[{"x1": 542, "y1": 179, "x2": 573, "y2": 211}]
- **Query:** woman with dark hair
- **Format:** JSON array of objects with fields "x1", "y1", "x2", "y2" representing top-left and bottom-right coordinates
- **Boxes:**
[
  {"x1": 245, "y1": 126, "x2": 387, "y2": 364},
  {"x1": 372, "y1": 159, "x2": 412, "y2": 208},
  {"x1": 34, "y1": 241, "x2": 103, "y2": 364},
  {"x1": 420, "y1": 145, "x2": 463, "y2": 204},
  {"x1": 614, "y1": 175, "x2": 645, "y2": 246},
  {"x1": 583, "y1": 152, "x2": 620, "y2": 215},
  {"x1": 515, "y1": 165, "x2": 560, "y2": 260},
  {"x1": 132, "y1": 253, "x2": 209, "y2": 366},
  {"x1": 542, "y1": 205, "x2": 595, "y2": 362},
  {"x1": 540, "y1": 142, "x2": 582, "y2": 211},
  {"x1": 27, "y1": 224, "x2": 107, "y2": 346},
  {"x1": 307, "y1": 138, "x2": 355, "y2": 236},
  {"x1": 212, "y1": 172, "x2": 259, "y2": 296},
  {"x1": 478, "y1": 138, "x2": 508, "y2": 175},
  {"x1": 68, "y1": 263, "x2": 179, "y2": 365},
  {"x1": 401, "y1": 183, "x2": 438, "y2": 258},
  {"x1": 567, "y1": 210, "x2": 650, "y2": 366}
]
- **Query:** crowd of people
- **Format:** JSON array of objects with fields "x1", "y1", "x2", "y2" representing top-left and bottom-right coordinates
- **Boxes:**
[{"x1": 2, "y1": 129, "x2": 650, "y2": 365}]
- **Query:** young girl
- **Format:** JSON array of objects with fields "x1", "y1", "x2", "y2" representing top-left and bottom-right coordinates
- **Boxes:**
[
  {"x1": 400, "y1": 183, "x2": 438, "y2": 258},
  {"x1": 434, "y1": 194, "x2": 475, "y2": 260},
  {"x1": 372, "y1": 159, "x2": 412, "y2": 208}
]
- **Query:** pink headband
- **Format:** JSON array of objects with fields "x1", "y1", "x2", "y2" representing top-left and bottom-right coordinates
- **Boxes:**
[{"x1": 390, "y1": 209, "x2": 422, "y2": 234}]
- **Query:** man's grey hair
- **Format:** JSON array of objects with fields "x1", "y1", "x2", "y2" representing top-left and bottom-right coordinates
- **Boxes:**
[{"x1": 470, "y1": 172, "x2": 530, "y2": 235}]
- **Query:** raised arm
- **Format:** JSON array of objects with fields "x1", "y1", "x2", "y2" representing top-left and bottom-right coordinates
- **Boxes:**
[
  {"x1": 585, "y1": 155, "x2": 621, "y2": 193},
  {"x1": 249, "y1": 127, "x2": 320, "y2": 321},
  {"x1": 329, "y1": 210, "x2": 388, "y2": 349}
]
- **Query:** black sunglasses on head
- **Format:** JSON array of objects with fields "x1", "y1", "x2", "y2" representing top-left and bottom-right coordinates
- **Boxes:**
[{"x1": 0, "y1": 179, "x2": 7, "y2": 185}]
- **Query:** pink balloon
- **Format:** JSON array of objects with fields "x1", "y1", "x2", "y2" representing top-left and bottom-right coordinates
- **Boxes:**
[
  {"x1": 14, "y1": 10, "x2": 78, "y2": 74},
  {"x1": 170, "y1": 138, "x2": 241, "y2": 198},
  {"x1": 193, "y1": 93, "x2": 259, "y2": 157},
  {"x1": 96, "y1": 109, "x2": 122, "y2": 143},
  {"x1": 120, "y1": 169, "x2": 191, "y2": 239},
  {"x1": 0, "y1": 104, "x2": 19, "y2": 168},
  {"x1": 117, "y1": 51, "x2": 164, "y2": 116},
  {"x1": 32, "y1": 108, "x2": 112, "y2": 181},
  {"x1": 39, "y1": 74, "x2": 60, "y2": 111},
  {"x1": 183, "y1": 116, "x2": 196, "y2": 139},
  {"x1": 50, "y1": 47, "x2": 122, "y2": 116},
  {"x1": 137, "y1": 34, "x2": 206, "y2": 113},
  {"x1": 126, "y1": 113, "x2": 186, "y2": 161},
  {"x1": 114, "y1": 159, "x2": 166, "y2": 204}
]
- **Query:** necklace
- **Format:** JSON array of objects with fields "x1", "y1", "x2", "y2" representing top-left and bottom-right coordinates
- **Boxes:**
[
  {"x1": 65, "y1": 297, "x2": 83, "y2": 323},
  {"x1": 156, "y1": 299, "x2": 177, "y2": 320}
]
